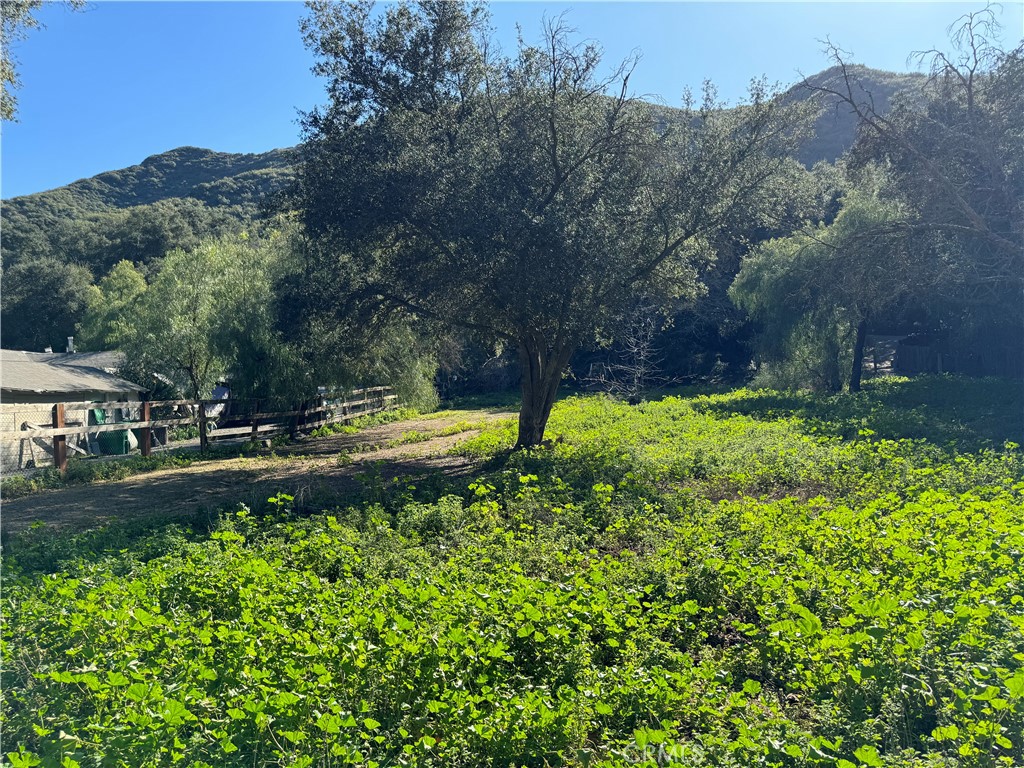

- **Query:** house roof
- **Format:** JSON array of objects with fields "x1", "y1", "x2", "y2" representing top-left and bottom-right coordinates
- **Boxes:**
[
  {"x1": 1, "y1": 350, "x2": 144, "y2": 397},
  {"x1": 53, "y1": 350, "x2": 126, "y2": 374}
]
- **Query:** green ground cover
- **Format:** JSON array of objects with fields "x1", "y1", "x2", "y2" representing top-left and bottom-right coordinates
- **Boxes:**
[{"x1": 3, "y1": 376, "x2": 1022, "y2": 767}]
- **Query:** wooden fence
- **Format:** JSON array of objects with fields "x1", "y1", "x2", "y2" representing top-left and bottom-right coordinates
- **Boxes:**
[{"x1": 1, "y1": 387, "x2": 396, "y2": 476}]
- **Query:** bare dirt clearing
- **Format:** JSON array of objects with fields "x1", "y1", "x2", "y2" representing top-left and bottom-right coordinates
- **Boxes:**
[{"x1": 1, "y1": 409, "x2": 513, "y2": 533}]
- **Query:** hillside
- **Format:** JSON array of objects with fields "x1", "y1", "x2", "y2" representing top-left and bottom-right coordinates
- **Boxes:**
[
  {"x1": 1, "y1": 146, "x2": 296, "y2": 273},
  {"x1": 0, "y1": 67, "x2": 924, "y2": 275},
  {"x1": 5, "y1": 145, "x2": 295, "y2": 215},
  {"x1": 791, "y1": 65, "x2": 925, "y2": 167}
]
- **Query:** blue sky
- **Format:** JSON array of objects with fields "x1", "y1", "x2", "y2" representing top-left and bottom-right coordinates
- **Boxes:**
[{"x1": 2, "y1": 1, "x2": 1021, "y2": 199}]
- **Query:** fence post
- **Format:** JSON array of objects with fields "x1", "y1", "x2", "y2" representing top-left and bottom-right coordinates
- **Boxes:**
[
  {"x1": 199, "y1": 402, "x2": 208, "y2": 453},
  {"x1": 139, "y1": 401, "x2": 152, "y2": 457},
  {"x1": 52, "y1": 403, "x2": 67, "y2": 476},
  {"x1": 243, "y1": 399, "x2": 256, "y2": 443}
]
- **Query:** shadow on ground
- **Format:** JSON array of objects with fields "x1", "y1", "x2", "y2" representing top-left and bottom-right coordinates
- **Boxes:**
[{"x1": 690, "y1": 375, "x2": 1023, "y2": 449}]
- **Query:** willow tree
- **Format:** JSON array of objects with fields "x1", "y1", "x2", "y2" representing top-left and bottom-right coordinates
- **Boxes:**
[
  {"x1": 731, "y1": 170, "x2": 912, "y2": 392},
  {"x1": 77, "y1": 260, "x2": 148, "y2": 351},
  {"x1": 119, "y1": 235, "x2": 300, "y2": 401},
  {"x1": 297, "y1": 0, "x2": 813, "y2": 446}
]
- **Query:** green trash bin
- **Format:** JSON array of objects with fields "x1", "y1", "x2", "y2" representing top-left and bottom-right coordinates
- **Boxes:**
[{"x1": 96, "y1": 429, "x2": 131, "y2": 455}]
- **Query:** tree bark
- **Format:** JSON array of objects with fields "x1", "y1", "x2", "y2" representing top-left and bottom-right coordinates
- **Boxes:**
[
  {"x1": 849, "y1": 318, "x2": 868, "y2": 393},
  {"x1": 821, "y1": 332, "x2": 843, "y2": 394},
  {"x1": 516, "y1": 333, "x2": 573, "y2": 448},
  {"x1": 187, "y1": 369, "x2": 202, "y2": 402}
]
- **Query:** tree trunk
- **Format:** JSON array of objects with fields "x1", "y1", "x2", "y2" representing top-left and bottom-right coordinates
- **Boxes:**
[
  {"x1": 849, "y1": 318, "x2": 868, "y2": 393},
  {"x1": 821, "y1": 332, "x2": 843, "y2": 394},
  {"x1": 516, "y1": 333, "x2": 573, "y2": 448},
  {"x1": 188, "y1": 370, "x2": 202, "y2": 402}
]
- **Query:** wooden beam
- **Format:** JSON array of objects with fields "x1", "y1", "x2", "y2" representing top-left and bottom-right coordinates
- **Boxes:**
[
  {"x1": 0, "y1": 417, "x2": 196, "y2": 441},
  {"x1": 199, "y1": 407, "x2": 208, "y2": 453},
  {"x1": 52, "y1": 404, "x2": 67, "y2": 476},
  {"x1": 139, "y1": 401, "x2": 152, "y2": 457}
]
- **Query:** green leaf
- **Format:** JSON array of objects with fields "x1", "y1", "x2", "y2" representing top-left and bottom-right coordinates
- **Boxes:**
[
  {"x1": 853, "y1": 745, "x2": 883, "y2": 767},
  {"x1": 1004, "y1": 672, "x2": 1024, "y2": 698},
  {"x1": 792, "y1": 605, "x2": 822, "y2": 635},
  {"x1": 271, "y1": 691, "x2": 301, "y2": 707},
  {"x1": 6, "y1": 751, "x2": 42, "y2": 768},
  {"x1": 125, "y1": 683, "x2": 149, "y2": 702},
  {"x1": 160, "y1": 699, "x2": 193, "y2": 726},
  {"x1": 316, "y1": 713, "x2": 342, "y2": 734}
]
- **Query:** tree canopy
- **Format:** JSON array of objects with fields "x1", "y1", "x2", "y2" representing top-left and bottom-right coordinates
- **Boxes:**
[
  {"x1": 118, "y1": 241, "x2": 239, "y2": 400},
  {"x1": 731, "y1": 167, "x2": 912, "y2": 391},
  {"x1": 1, "y1": 0, "x2": 84, "y2": 121},
  {"x1": 297, "y1": 0, "x2": 815, "y2": 445},
  {"x1": 812, "y1": 8, "x2": 1022, "y2": 324},
  {"x1": 77, "y1": 259, "x2": 148, "y2": 352},
  {"x1": 0, "y1": 258, "x2": 93, "y2": 352},
  {"x1": 754, "y1": 7, "x2": 1024, "y2": 383}
]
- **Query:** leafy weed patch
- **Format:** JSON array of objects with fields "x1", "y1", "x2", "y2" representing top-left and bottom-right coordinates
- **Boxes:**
[{"x1": 4, "y1": 377, "x2": 1022, "y2": 767}]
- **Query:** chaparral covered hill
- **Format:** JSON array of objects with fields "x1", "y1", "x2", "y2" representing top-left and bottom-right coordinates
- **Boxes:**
[
  {"x1": 0, "y1": 67, "x2": 922, "y2": 276},
  {"x1": 1, "y1": 146, "x2": 295, "y2": 274}
]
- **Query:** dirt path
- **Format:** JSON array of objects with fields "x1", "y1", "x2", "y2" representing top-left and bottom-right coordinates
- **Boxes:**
[{"x1": 1, "y1": 409, "x2": 513, "y2": 533}]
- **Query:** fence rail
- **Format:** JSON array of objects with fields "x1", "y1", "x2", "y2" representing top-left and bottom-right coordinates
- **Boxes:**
[{"x1": 1, "y1": 387, "x2": 397, "y2": 475}]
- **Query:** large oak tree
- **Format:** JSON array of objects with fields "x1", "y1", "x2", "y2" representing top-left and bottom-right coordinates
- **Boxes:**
[{"x1": 297, "y1": 0, "x2": 813, "y2": 446}]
